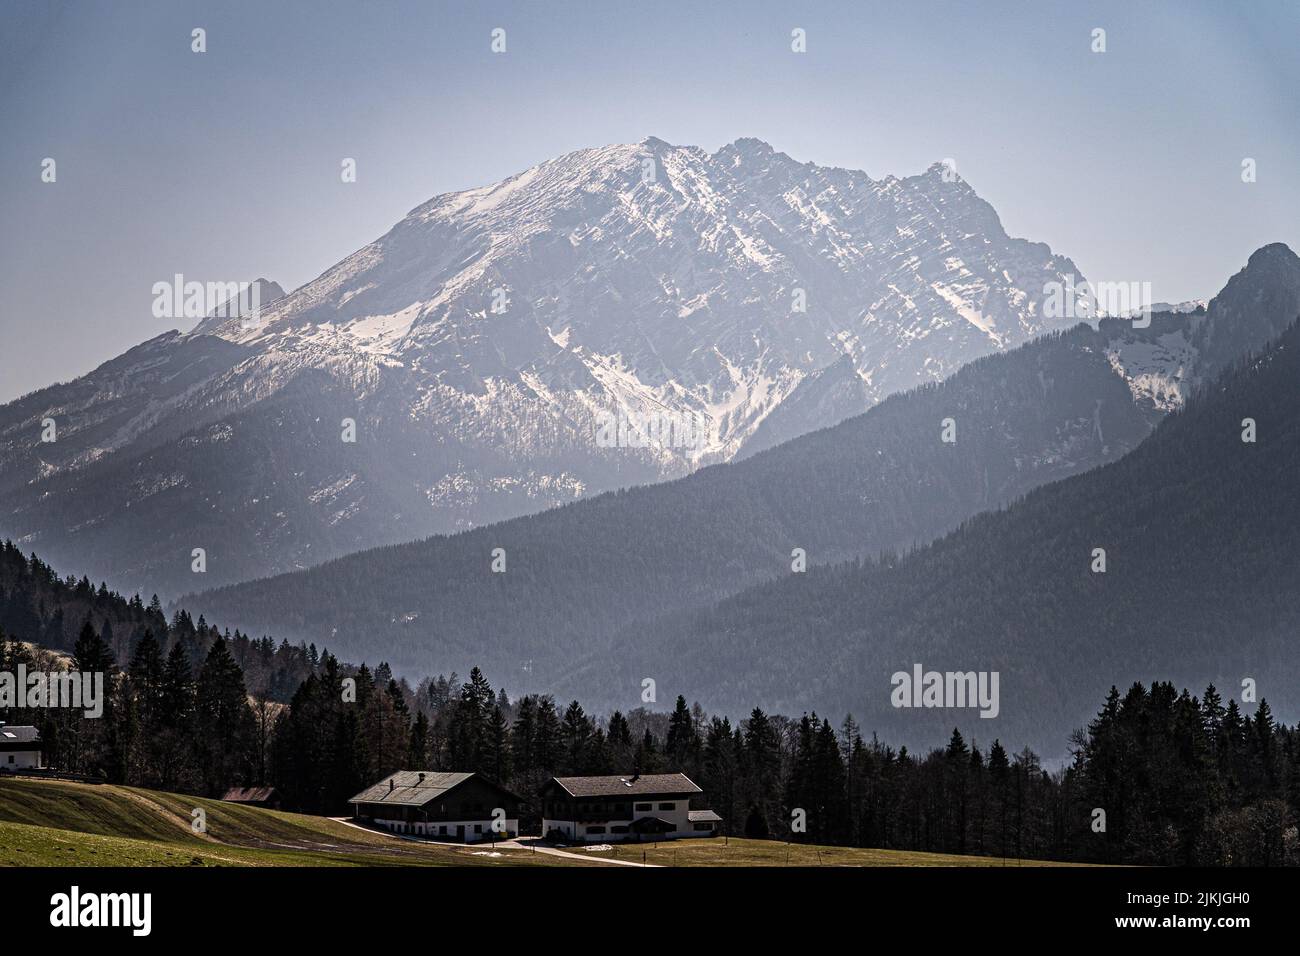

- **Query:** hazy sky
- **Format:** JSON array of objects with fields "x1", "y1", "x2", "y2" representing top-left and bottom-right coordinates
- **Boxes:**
[{"x1": 2, "y1": 0, "x2": 1297, "y2": 402}]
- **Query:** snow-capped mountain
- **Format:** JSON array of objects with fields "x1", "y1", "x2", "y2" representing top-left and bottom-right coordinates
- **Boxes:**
[
  {"x1": 0, "y1": 137, "x2": 1097, "y2": 594},
  {"x1": 202, "y1": 137, "x2": 1085, "y2": 461},
  {"x1": 184, "y1": 246, "x2": 1300, "y2": 705}
]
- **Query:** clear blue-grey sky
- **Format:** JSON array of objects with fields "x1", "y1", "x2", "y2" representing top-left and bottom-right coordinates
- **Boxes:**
[{"x1": 2, "y1": 0, "x2": 1297, "y2": 402}]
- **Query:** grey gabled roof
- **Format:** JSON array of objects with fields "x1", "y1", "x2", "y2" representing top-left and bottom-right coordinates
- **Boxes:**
[
  {"x1": 550, "y1": 773, "x2": 703, "y2": 798},
  {"x1": 349, "y1": 771, "x2": 474, "y2": 807},
  {"x1": 0, "y1": 725, "x2": 40, "y2": 745},
  {"x1": 688, "y1": 809, "x2": 722, "y2": 823}
]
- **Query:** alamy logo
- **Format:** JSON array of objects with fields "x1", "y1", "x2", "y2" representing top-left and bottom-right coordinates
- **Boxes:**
[
  {"x1": 0, "y1": 666, "x2": 104, "y2": 718},
  {"x1": 151, "y1": 274, "x2": 263, "y2": 328},
  {"x1": 1043, "y1": 274, "x2": 1153, "y2": 328},
  {"x1": 50, "y1": 886, "x2": 151, "y2": 936},
  {"x1": 891, "y1": 664, "x2": 1000, "y2": 719},
  {"x1": 595, "y1": 409, "x2": 706, "y2": 451}
]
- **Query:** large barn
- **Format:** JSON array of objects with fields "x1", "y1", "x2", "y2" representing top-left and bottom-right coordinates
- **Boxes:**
[
  {"x1": 541, "y1": 772, "x2": 721, "y2": 842},
  {"x1": 349, "y1": 771, "x2": 521, "y2": 842}
]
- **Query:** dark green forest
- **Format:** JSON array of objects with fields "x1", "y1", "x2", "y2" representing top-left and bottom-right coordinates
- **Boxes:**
[
  {"x1": 185, "y1": 320, "x2": 1162, "y2": 687},
  {"x1": 181, "y1": 251, "x2": 1300, "y2": 756},
  {"x1": 3, "y1": 252, "x2": 1299, "y2": 867},
  {"x1": 3, "y1": 621, "x2": 1296, "y2": 866},
  {"x1": 602, "y1": 317, "x2": 1300, "y2": 751},
  {"x1": 0, "y1": 541, "x2": 319, "y2": 701}
]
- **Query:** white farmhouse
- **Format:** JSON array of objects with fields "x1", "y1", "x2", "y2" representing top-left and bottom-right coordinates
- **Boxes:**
[
  {"x1": 541, "y1": 772, "x2": 721, "y2": 842},
  {"x1": 0, "y1": 724, "x2": 43, "y2": 771}
]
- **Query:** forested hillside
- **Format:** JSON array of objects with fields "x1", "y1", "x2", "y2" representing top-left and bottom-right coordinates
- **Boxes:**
[
  {"x1": 5, "y1": 624, "x2": 1296, "y2": 865},
  {"x1": 188, "y1": 322, "x2": 1160, "y2": 683},
  {"x1": 186, "y1": 246, "x2": 1300, "y2": 704},
  {"x1": 0, "y1": 137, "x2": 1097, "y2": 597},
  {"x1": 609, "y1": 318, "x2": 1300, "y2": 753},
  {"x1": 0, "y1": 541, "x2": 317, "y2": 701}
]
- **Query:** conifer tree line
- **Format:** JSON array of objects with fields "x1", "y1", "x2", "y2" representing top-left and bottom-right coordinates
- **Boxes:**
[
  {"x1": 3, "y1": 542, "x2": 1299, "y2": 864},
  {"x1": 1, "y1": 623, "x2": 262, "y2": 795},
  {"x1": 7, "y1": 613, "x2": 1298, "y2": 864},
  {"x1": 1, "y1": 541, "x2": 326, "y2": 700}
]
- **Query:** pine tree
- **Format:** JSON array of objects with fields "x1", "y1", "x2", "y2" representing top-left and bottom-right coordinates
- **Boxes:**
[
  {"x1": 532, "y1": 697, "x2": 561, "y2": 773},
  {"x1": 160, "y1": 641, "x2": 193, "y2": 728},
  {"x1": 451, "y1": 667, "x2": 493, "y2": 770},
  {"x1": 665, "y1": 695, "x2": 698, "y2": 771},
  {"x1": 634, "y1": 727, "x2": 664, "y2": 774},
  {"x1": 988, "y1": 739, "x2": 1010, "y2": 857},
  {"x1": 194, "y1": 636, "x2": 254, "y2": 794},
  {"x1": 702, "y1": 716, "x2": 739, "y2": 835},
  {"x1": 73, "y1": 618, "x2": 115, "y2": 674},
  {"x1": 409, "y1": 710, "x2": 431, "y2": 768},
  {"x1": 483, "y1": 705, "x2": 511, "y2": 783},
  {"x1": 945, "y1": 728, "x2": 970, "y2": 852},
  {"x1": 127, "y1": 630, "x2": 164, "y2": 727},
  {"x1": 560, "y1": 700, "x2": 590, "y2": 774},
  {"x1": 743, "y1": 707, "x2": 781, "y2": 827},
  {"x1": 607, "y1": 710, "x2": 632, "y2": 748},
  {"x1": 1201, "y1": 684, "x2": 1226, "y2": 739},
  {"x1": 510, "y1": 696, "x2": 537, "y2": 776}
]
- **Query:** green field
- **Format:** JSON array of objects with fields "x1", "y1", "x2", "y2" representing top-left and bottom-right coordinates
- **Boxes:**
[
  {"x1": 578, "y1": 838, "x2": 1087, "y2": 867},
  {"x1": 0, "y1": 776, "x2": 1089, "y2": 867},
  {"x1": 0, "y1": 777, "x2": 577, "y2": 867}
]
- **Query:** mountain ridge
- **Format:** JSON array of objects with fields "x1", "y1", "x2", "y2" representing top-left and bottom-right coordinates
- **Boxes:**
[
  {"x1": 615, "y1": 313, "x2": 1300, "y2": 755},
  {"x1": 182, "y1": 245, "x2": 1300, "y2": 704},
  {"x1": 0, "y1": 136, "x2": 1092, "y2": 595}
]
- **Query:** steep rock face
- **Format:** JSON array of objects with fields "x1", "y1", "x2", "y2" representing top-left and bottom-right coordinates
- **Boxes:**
[
  {"x1": 179, "y1": 245, "x2": 1300, "y2": 718},
  {"x1": 0, "y1": 137, "x2": 1090, "y2": 594},
  {"x1": 0, "y1": 333, "x2": 253, "y2": 499},
  {"x1": 1190, "y1": 243, "x2": 1300, "y2": 382},
  {"x1": 736, "y1": 354, "x2": 871, "y2": 459},
  {"x1": 182, "y1": 319, "x2": 1164, "y2": 693},
  {"x1": 1101, "y1": 244, "x2": 1300, "y2": 414},
  {"x1": 199, "y1": 137, "x2": 1088, "y2": 468}
]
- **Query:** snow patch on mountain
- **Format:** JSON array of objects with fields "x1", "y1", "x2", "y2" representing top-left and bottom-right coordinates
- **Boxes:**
[
  {"x1": 193, "y1": 137, "x2": 1085, "y2": 482},
  {"x1": 0, "y1": 137, "x2": 1118, "y2": 593},
  {"x1": 1106, "y1": 330, "x2": 1198, "y2": 412}
]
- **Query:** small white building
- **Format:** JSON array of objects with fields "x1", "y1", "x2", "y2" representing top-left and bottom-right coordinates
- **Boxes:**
[
  {"x1": 541, "y1": 773, "x2": 722, "y2": 842},
  {"x1": 0, "y1": 724, "x2": 43, "y2": 771}
]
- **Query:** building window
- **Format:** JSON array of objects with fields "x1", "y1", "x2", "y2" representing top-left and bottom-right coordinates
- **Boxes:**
[
  {"x1": 611, "y1": 825, "x2": 629, "y2": 834},
  {"x1": 693, "y1": 823, "x2": 714, "y2": 831},
  {"x1": 635, "y1": 802, "x2": 651, "y2": 811},
  {"x1": 474, "y1": 824, "x2": 482, "y2": 834},
  {"x1": 658, "y1": 802, "x2": 675, "y2": 811},
  {"x1": 587, "y1": 826, "x2": 606, "y2": 835}
]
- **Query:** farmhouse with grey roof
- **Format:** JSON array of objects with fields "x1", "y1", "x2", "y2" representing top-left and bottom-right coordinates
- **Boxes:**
[
  {"x1": 349, "y1": 771, "x2": 521, "y2": 842},
  {"x1": 541, "y1": 772, "x2": 721, "y2": 842}
]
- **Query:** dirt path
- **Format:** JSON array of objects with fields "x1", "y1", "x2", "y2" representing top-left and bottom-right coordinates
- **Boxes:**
[
  {"x1": 507, "y1": 841, "x2": 659, "y2": 867},
  {"x1": 327, "y1": 818, "x2": 659, "y2": 867}
]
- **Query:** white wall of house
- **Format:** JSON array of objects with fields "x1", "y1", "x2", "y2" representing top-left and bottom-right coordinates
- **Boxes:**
[
  {"x1": 544, "y1": 798, "x2": 708, "y2": 842},
  {"x1": 2, "y1": 750, "x2": 41, "y2": 770},
  {"x1": 365, "y1": 815, "x2": 519, "y2": 843}
]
